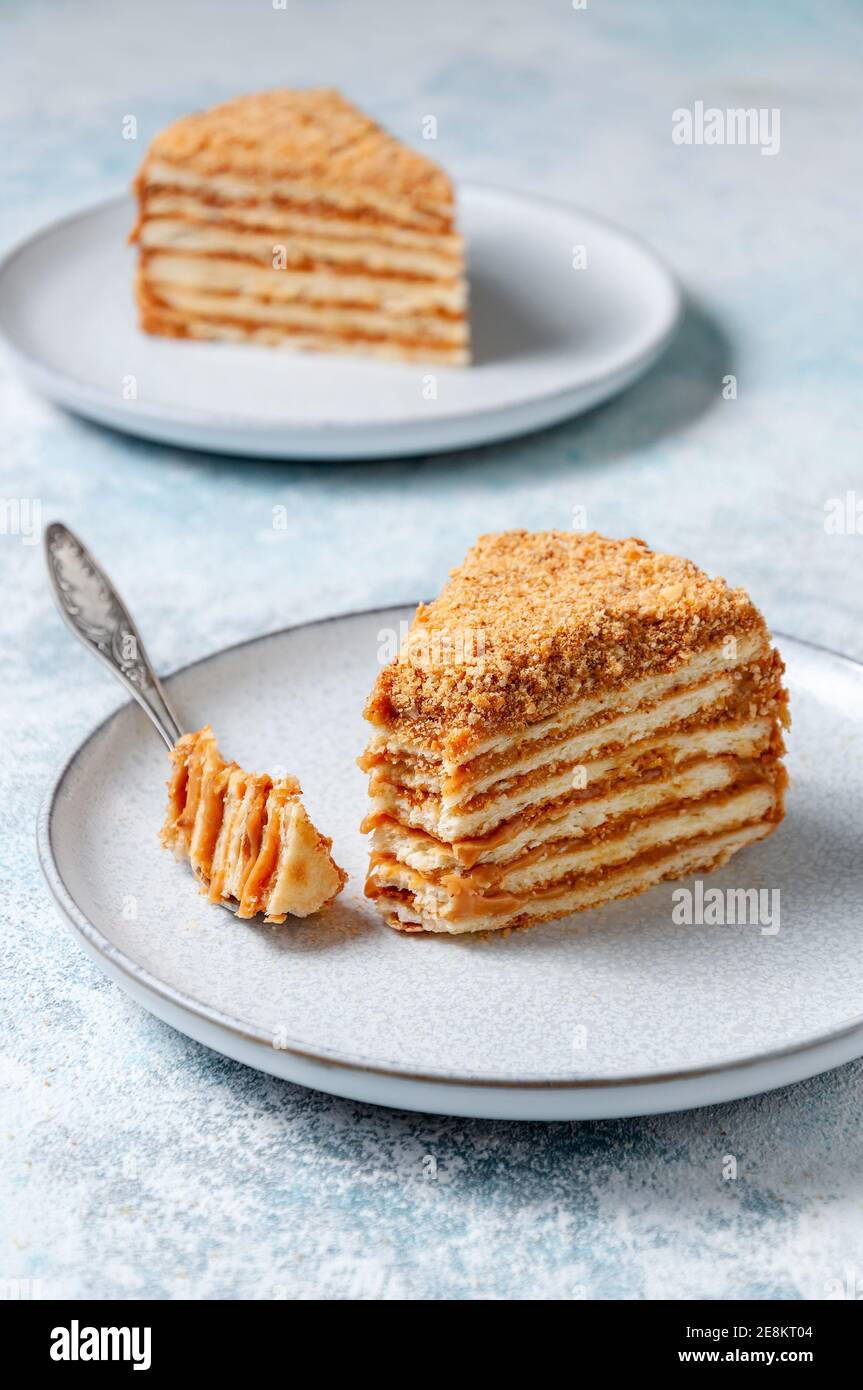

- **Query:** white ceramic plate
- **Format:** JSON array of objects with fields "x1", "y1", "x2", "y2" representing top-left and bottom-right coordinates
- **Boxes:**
[
  {"x1": 37, "y1": 611, "x2": 863, "y2": 1120},
  {"x1": 0, "y1": 187, "x2": 680, "y2": 459}
]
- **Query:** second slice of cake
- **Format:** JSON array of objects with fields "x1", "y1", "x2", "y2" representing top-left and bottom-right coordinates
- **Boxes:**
[
  {"x1": 131, "y1": 88, "x2": 469, "y2": 364},
  {"x1": 360, "y1": 531, "x2": 788, "y2": 934}
]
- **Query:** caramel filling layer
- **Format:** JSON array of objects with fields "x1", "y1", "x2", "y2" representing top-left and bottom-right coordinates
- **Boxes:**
[
  {"x1": 367, "y1": 814, "x2": 776, "y2": 925},
  {"x1": 367, "y1": 778, "x2": 780, "y2": 906},
  {"x1": 162, "y1": 727, "x2": 345, "y2": 921},
  {"x1": 368, "y1": 663, "x2": 781, "y2": 810},
  {"x1": 138, "y1": 303, "x2": 468, "y2": 357},
  {"x1": 139, "y1": 191, "x2": 465, "y2": 256},
  {"x1": 370, "y1": 751, "x2": 785, "y2": 871},
  {"x1": 138, "y1": 224, "x2": 462, "y2": 285},
  {"x1": 137, "y1": 162, "x2": 455, "y2": 235},
  {"x1": 139, "y1": 250, "x2": 465, "y2": 308},
  {"x1": 366, "y1": 715, "x2": 782, "y2": 850}
]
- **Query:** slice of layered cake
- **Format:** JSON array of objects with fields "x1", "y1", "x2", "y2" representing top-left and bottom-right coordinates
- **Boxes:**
[
  {"x1": 131, "y1": 88, "x2": 469, "y2": 364},
  {"x1": 360, "y1": 532, "x2": 788, "y2": 935},
  {"x1": 162, "y1": 727, "x2": 346, "y2": 921}
]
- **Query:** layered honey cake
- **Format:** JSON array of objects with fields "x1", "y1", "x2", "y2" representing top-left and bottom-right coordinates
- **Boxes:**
[
  {"x1": 360, "y1": 531, "x2": 789, "y2": 935},
  {"x1": 162, "y1": 727, "x2": 346, "y2": 921},
  {"x1": 131, "y1": 88, "x2": 469, "y2": 364}
]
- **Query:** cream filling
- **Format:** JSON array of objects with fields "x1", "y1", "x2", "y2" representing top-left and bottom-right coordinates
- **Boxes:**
[
  {"x1": 379, "y1": 820, "x2": 774, "y2": 934},
  {"x1": 371, "y1": 756, "x2": 746, "y2": 872},
  {"x1": 372, "y1": 783, "x2": 776, "y2": 910},
  {"x1": 145, "y1": 280, "x2": 469, "y2": 342},
  {"x1": 141, "y1": 159, "x2": 453, "y2": 233},
  {"x1": 140, "y1": 314, "x2": 471, "y2": 363},
  {"x1": 368, "y1": 718, "x2": 775, "y2": 842},
  {"x1": 142, "y1": 192, "x2": 465, "y2": 255},
  {"x1": 371, "y1": 670, "x2": 748, "y2": 806},
  {"x1": 139, "y1": 216, "x2": 463, "y2": 280},
  {"x1": 143, "y1": 250, "x2": 466, "y2": 313}
]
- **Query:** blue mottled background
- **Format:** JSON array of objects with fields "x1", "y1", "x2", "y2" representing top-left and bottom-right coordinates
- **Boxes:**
[{"x1": 2, "y1": 0, "x2": 862, "y2": 1300}]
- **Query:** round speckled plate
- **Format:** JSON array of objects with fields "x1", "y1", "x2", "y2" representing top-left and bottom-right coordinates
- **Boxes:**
[
  {"x1": 37, "y1": 611, "x2": 863, "y2": 1120},
  {"x1": 0, "y1": 187, "x2": 680, "y2": 459}
]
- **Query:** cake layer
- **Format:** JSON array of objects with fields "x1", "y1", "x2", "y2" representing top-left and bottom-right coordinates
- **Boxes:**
[
  {"x1": 138, "y1": 89, "x2": 455, "y2": 229},
  {"x1": 362, "y1": 631, "x2": 769, "y2": 772},
  {"x1": 136, "y1": 305, "x2": 470, "y2": 364},
  {"x1": 162, "y1": 726, "x2": 346, "y2": 921},
  {"x1": 371, "y1": 818, "x2": 776, "y2": 935},
  {"x1": 140, "y1": 193, "x2": 464, "y2": 260},
  {"x1": 367, "y1": 715, "x2": 777, "y2": 843},
  {"x1": 138, "y1": 216, "x2": 463, "y2": 280},
  {"x1": 141, "y1": 251, "x2": 466, "y2": 313},
  {"x1": 362, "y1": 533, "x2": 778, "y2": 757},
  {"x1": 139, "y1": 157, "x2": 454, "y2": 234},
  {"x1": 369, "y1": 754, "x2": 768, "y2": 873},
  {"x1": 142, "y1": 277, "x2": 466, "y2": 341},
  {"x1": 366, "y1": 660, "x2": 773, "y2": 808},
  {"x1": 369, "y1": 780, "x2": 778, "y2": 913}
]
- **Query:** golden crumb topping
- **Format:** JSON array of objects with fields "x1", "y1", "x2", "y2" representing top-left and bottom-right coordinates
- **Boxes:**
[
  {"x1": 140, "y1": 88, "x2": 453, "y2": 216},
  {"x1": 364, "y1": 531, "x2": 768, "y2": 755}
]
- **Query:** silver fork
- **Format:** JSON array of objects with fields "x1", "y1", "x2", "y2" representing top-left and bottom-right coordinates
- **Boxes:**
[
  {"x1": 44, "y1": 520, "x2": 184, "y2": 749},
  {"x1": 44, "y1": 520, "x2": 238, "y2": 913}
]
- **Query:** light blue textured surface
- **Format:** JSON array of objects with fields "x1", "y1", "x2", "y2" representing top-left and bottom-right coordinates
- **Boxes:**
[{"x1": 2, "y1": 0, "x2": 862, "y2": 1300}]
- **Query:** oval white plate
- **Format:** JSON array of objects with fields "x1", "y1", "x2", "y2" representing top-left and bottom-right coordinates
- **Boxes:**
[
  {"x1": 37, "y1": 611, "x2": 863, "y2": 1120},
  {"x1": 0, "y1": 187, "x2": 680, "y2": 459}
]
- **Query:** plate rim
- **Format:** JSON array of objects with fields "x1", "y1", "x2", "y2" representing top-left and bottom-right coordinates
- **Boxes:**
[
  {"x1": 0, "y1": 183, "x2": 683, "y2": 434},
  {"x1": 35, "y1": 607, "x2": 863, "y2": 1092}
]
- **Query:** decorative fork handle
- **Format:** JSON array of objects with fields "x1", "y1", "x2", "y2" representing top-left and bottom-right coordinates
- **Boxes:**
[{"x1": 44, "y1": 521, "x2": 184, "y2": 750}]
